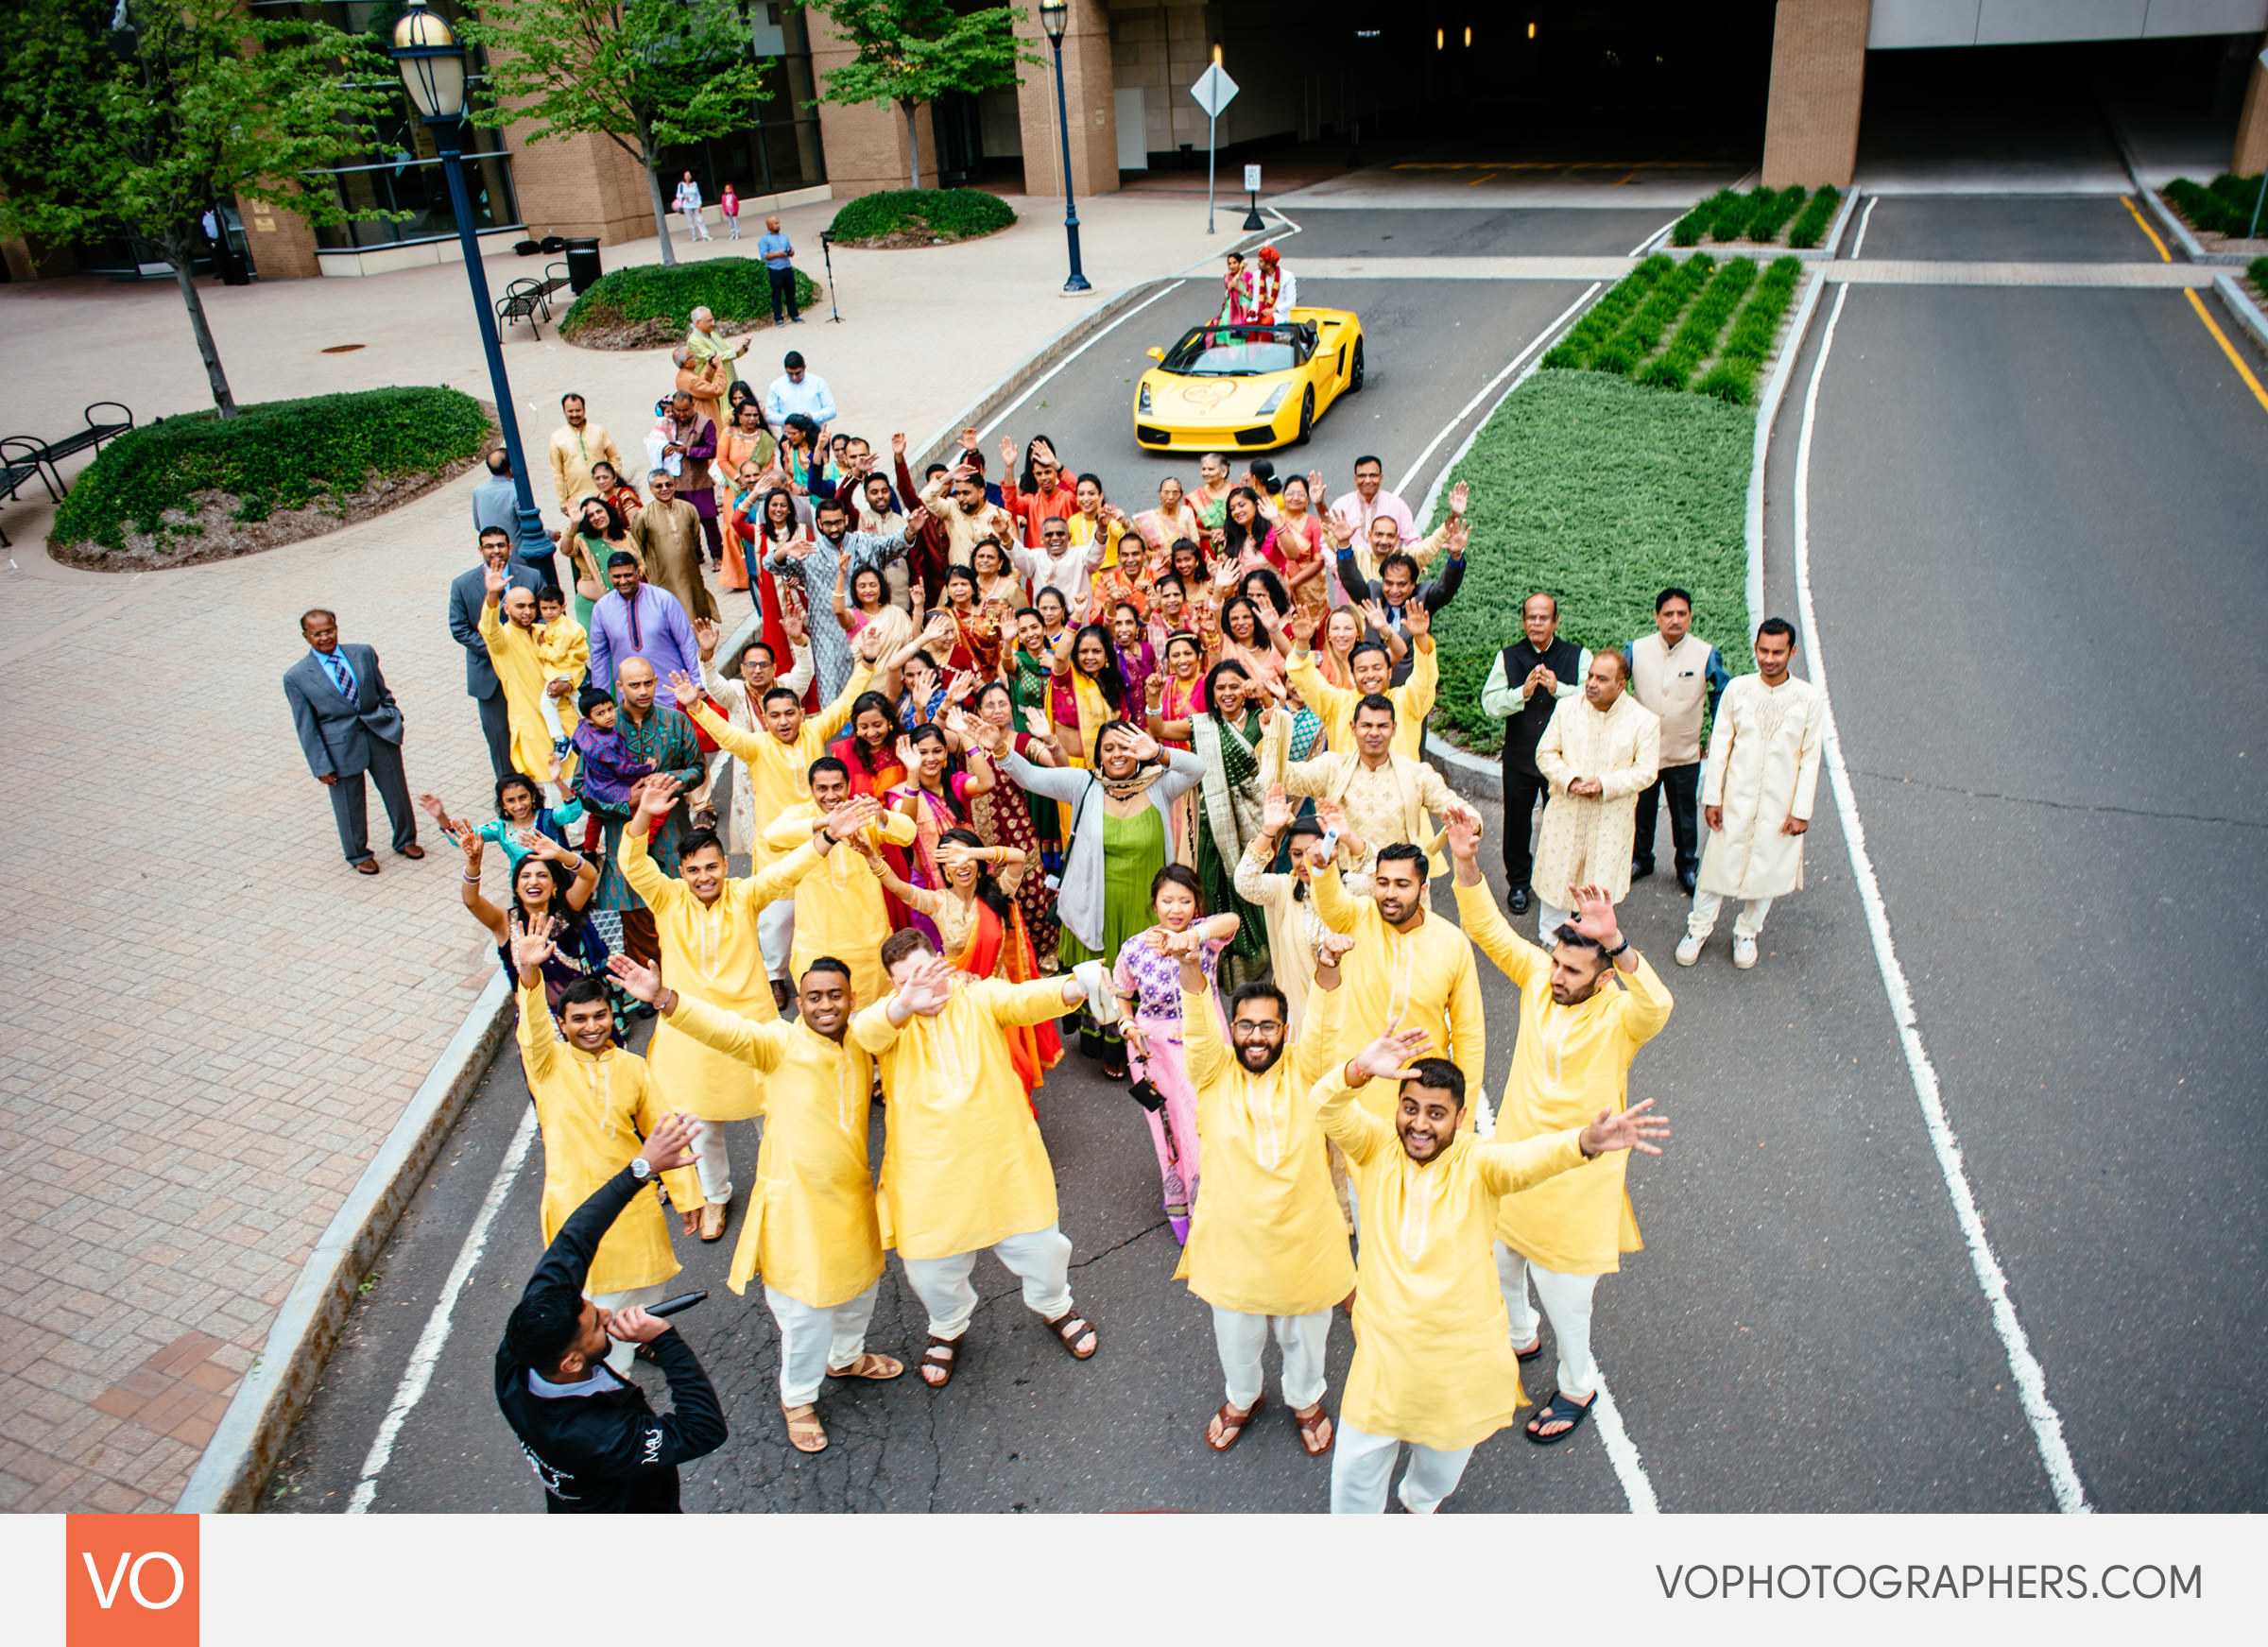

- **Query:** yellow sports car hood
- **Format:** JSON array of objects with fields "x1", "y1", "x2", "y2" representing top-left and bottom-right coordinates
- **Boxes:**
[{"x1": 1146, "y1": 374, "x2": 1286, "y2": 420}]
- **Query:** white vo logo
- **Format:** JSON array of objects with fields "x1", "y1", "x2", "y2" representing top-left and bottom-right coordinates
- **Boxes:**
[{"x1": 81, "y1": 1551, "x2": 188, "y2": 1610}]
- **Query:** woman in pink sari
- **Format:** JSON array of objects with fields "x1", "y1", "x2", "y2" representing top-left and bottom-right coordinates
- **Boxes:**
[{"x1": 885, "y1": 722, "x2": 993, "y2": 946}]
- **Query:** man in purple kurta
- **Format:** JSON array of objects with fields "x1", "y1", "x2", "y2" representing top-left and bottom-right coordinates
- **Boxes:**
[{"x1": 587, "y1": 555, "x2": 702, "y2": 711}]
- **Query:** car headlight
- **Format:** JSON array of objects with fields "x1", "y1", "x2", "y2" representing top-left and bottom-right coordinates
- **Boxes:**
[
  {"x1": 1256, "y1": 383, "x2": 1290, "y2": 415},
  {"x1": 1139, "y1": 382, "x2": 1152, "y2": 415}
]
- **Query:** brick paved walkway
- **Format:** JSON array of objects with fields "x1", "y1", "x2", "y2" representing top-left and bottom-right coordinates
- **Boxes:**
[{"x1": 0, "y1": 193, "x2": 1239, "y2": 1513}]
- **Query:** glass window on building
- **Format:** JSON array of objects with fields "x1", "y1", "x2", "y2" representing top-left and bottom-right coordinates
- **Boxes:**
[
  {"x1": 653, "y1": 5, "x2": 828, "y2": 205},
  {"x1": 252, "y1": 0, "x2": 523, "y2": 252}
]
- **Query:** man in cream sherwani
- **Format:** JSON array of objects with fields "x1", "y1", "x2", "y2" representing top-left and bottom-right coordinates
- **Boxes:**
[
  {"x1": 1676, "y1": 618, "x2": 1825, "y2": 971},
  {"x1": 1530, "y1": 651, "x2": 1660, "y2": 940}
]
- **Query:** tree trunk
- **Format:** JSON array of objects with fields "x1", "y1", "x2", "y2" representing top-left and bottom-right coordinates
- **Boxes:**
[
  {"x1": 642, "y1": 131, "x2": 678, "y2": 266},
  {"x1": 902, "y1": 101, "x2": 922, "y2": 192},
  {"x1": 165, "y1": 231, "x2": 236, "y2": 418}
]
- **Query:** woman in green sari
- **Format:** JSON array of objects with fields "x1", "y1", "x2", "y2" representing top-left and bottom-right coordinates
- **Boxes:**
[{"x1": 1188, "y1": 660, "x2": 1278, "y2": 992}]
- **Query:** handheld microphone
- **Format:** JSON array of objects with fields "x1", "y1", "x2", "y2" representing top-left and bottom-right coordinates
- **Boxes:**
[{"x1": 648, "y1": 1291, "x2": 708, "y2": 1319}]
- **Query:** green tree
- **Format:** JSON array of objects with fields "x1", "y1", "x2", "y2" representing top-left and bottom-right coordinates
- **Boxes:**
[
  {"x1": 460, "y1": 0, "x2": 767, "y2": 267},
  {"x1": 0, "y1": 0, "x2": 397, "y2": 417},
  {"x1": 808, "y1": 0, "x2": 1036, "y2": 193}
]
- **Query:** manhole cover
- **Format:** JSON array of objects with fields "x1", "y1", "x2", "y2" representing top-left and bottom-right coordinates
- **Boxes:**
[{"x1": 320, "y1": 343, "x2": 367, "y2": 353}]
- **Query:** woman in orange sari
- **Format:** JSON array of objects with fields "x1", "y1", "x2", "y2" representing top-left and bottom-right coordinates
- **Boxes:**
[
  {"x1": 831, "y1": 691, "x2": 912, "y2": 926},
  {"x1": 864, "y1": 827, "x2": 1061, "y2": 1100}
]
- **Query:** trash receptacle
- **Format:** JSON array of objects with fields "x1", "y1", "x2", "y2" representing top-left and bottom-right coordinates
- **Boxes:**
[
  {"x1": 218, "y1": 249, "x2": 251, "y2": 286},
  {"x1": 564, "y1": 237, "x2": 603, "y2": 294}
]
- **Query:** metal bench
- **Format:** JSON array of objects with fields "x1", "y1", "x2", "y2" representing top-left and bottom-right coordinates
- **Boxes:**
[
  {"x1": 0, "y1": 437, "x2": 63, "y2": 548},
  {"x1": 497, "y1": 261, "x2": 572, "y2": 338},
  {"x1": 38, "y1": 402, "x2": 135, "y2": 468},
  {"x1": 0, "y1": 403, "x2": 133, "y2": 546}
]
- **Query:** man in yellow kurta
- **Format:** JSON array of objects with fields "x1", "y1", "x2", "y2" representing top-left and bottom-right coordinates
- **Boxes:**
[
  {"x1": 610, "y1": 952, "x2": 902, "y2": 1455},
  {"x1": 850, "y1": 931, "x2": 1106, "y2": 1389},
  {"x1": 1174, "y1": 931, "x2": 1353, "y2": 1458},
  {"x1": 511, "y1": 929, "x2": 703, "y2": 1376},
  {"x1": 1281, "y1": 595, "x2": 1439, "y2": 761},
  {"x1": 1318, "y1": 1022, "x2": 1669, "y2": 1513},
  {"x1": 1445, "y1": 808, "x2": 1674, "y2": 1446},
  {"x1": 618, "y1": 776, "x2": 867, "y2": 1239},
  {"x1": 1530, "y1": 648, "x2": 1660, "y2": 938},
  {"x1": 549, "y1": 394, "x2": 627, "y2": 522},
  {"x1": 1267, "y1": 695, "x2": 1459, "y2": 898},
  {"x1": 671, "y1": 630, "x2": 878, "y2": 1007},
  {"x1": 1678, "y1": 617, "x2": 1825, "y2": 971},
  {"x1": 761, "y1": 756, "x2": 919, "y2": 1006},
  {"x1": 478, "y1": 564, "x2": 555, "y2": 783},
  {"x1": 1308, "y1": 841, "x2": 1486, "y2": 1130}
]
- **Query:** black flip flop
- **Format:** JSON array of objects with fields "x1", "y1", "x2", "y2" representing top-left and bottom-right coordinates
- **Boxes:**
[
  {"x1": 1523, "y1": 1388, "x2": 1594, "y2": 1446},
  {"x1": 1513, "y1": 1333, "x2": 1544, "y2": 1364}
]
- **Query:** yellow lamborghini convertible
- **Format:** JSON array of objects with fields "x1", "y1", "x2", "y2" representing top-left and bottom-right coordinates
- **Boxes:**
[{"x1": 1134, "y1": 308, "x2": 1365, "y2": 453}]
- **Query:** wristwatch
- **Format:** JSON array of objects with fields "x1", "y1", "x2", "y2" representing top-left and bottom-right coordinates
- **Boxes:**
[{"x1": 628, "y1": 1157, "x2": 654, "y2": 1182}]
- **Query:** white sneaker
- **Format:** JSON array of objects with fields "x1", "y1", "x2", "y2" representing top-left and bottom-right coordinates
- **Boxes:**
[
  {"x1": 1732, "y1": 935, "x2": 1758, "y2": 969},
  {"x1": 1675, "y1": 934, "x2": 1704, "y2": 968}
]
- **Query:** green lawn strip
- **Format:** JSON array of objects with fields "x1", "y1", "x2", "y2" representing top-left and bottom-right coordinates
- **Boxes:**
[
  {"x1": 1696, "y1": 256, "x2": 1802, "y2": 405},
  {"x1": 1543, "y1": 254, "x2": 1672, "y2": 369},
  {"x1": 1595, "y1": 252, "x2": 1715, "y2": 375},
  {"x1": 1785, "y1": 185, "x2": 1842, "y2": 249},
  {"x1": 1638, "y1": 257, "x2": 1757, "y2": 390},
  {"x1": 561, "y1": 259, "x2": 821, "y2": 347},
  {"x1": 52, "y1": 386, "x2": 488, "y2": 553},
  {"x1": 1423, "y1": 372, "x2": 1756, "y2": 754}
]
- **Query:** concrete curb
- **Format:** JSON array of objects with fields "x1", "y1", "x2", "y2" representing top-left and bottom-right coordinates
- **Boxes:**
[
  {"x1": 177, "y1": 969, "x2": 513, "y2": 1513},
  {"x1": 1821, "y1": 186, "x2": 1863, "y2": 259},
  {"x1": 2211, "y1": 272, "x2": 2268, "y2": 358},
  {"x1": 913, "y1": 209, "x2": 1293, "y2": 470},
  {"x1": 1658, "y1": 185, "x2": 1864, "y2": 266},
  {"x1": 1746, "y1": 269, "x2": 1830, "y2": 643}
]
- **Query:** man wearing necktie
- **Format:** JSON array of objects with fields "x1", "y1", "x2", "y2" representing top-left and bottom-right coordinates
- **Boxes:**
[{"x1": 284, "y1": 609, "x2": 423, "y2": 875}]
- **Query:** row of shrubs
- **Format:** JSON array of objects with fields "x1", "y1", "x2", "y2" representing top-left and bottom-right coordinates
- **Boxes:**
[
  {"x1": 1542, "y1": 254, "x2": 1672, "y2": 369},
  {"x1": 1692, "y1": 257, "x2": 1803, "y2": 405},
  {"x1": 826, "y1": 187, "x2": 1015, "y2": 243},
  {"x1": 54, "y1": 387, "x2": 490, "y2": 552},
  {"x1": 1786, "y1": 185, "x2": 1844, "y2": 249},
  {"x1": 2163, "y1": 174, "x2": 2264, "y2": 239},
  {"x1": 1542, "y1": 250, "x2": 1803, "y2": 404},
  {"x1": 1638, "y1": 257, "x2": 1758, "y2": 391},
  {"x1": 1673, "y1": 185, "x2": 1800, "y2": 247}
]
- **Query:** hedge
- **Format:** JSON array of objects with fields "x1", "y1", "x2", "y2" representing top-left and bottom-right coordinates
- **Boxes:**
[
  {"x1": 2163, "y1": 174, "x2": 2264, "y2": 239},
  {"x1": 827, "y1": 188, "x2": 1015, "y2": 244},
  {"x1": 1639, "y1": 257, "x2": 1756, "y2": 391},
  {"x1": 560, "y1": 258, "x2": 820, "y2": 343},
  {"x1": 2253, "y1": 255, "x2": 2268, "y2": 303},
  {"x1": 1425, "y1": 373, "x2": 1756, "y2": 753},
  {"x1": 1675, "y1": 185, "x2": 1810, "y2": 248},
  {"x1": 1695, "y1": 256, "x2": 1802, "y2": 405},
  {"x1": 1785, "y1": 184, "x2": 1842, "y2": 249},
  {"x1": 52, "y1": 386, "x2": 489, "y2": 553}
]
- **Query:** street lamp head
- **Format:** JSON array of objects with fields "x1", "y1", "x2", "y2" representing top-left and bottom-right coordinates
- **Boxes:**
[
  {"x1": 392, "y1": 0, "x2": 468, "y2": 126},
  {"x1": 1040, "y1": 0, "x2": 1067, "y2": 42}
]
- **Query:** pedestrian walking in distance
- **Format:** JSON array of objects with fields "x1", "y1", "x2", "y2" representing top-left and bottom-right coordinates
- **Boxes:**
[
  {"x1": 284, "y1": 609, "x2": 423, "y2": 875},
  {"x1": 673, "y1": 171, "x2": 712, "y2": 242}
]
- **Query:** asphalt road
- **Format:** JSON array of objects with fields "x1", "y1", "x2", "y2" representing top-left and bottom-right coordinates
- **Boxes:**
[
  {"x1": 264, "y1": 196, "x2": 2268, "y2": 1514},
  {"x1": 1852, "y1": 194, "x2": 2157, "y2": 263}
]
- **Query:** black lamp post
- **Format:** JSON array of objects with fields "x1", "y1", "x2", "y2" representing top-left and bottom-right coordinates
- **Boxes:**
[
  {"x1": 391, "y1": 0, "x2": 548, "y2": 563},
  {"x1": 1039, "y1": 0, "x2": 1091, "y2": 294}
]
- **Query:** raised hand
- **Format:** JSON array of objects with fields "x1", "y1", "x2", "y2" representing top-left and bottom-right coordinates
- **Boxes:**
[
  {"x1": 999, "y1": 435, "x2": 1018, "y2": 469},
  {"x1": 1316, "y1": 798, "x2": 1347, "y2": 838},
  {"x1": 1306, "y1": 469, "x2": 1325, "y2": 501},
  {"x1": 1284, "y1": 606, "x2": 1316, "y2": 644},
  {"x1": 1568, "y1": 884, "x2": 1622, "y2": 952},
  {"x1": 461, "y1": 830, "x2": 485, "y2": 878},
  {"x1": 692, "y1": 617, "x2": 719, "y2": 657},
  {"x1": 1444, "y1": 804, "x2": 1483, "y2": 863},
  {"x1": 607, "y1": 951, "x2": 664, "y2": 1004},
  {"x1": 1448, "y1": 479, "x2": 1469, "y2": 517},
  {"x1": 852, "y1": 621, "x2": 885, "y2": 661},
  {"x1": 822, "y1": 794, "x2": 880, "y2": 841},
  {"x1": 637, "y1": 1110, "x2": 698, "y2": 1175},
  {"x1": 1444, "y1": 516, "x2": 1469, "y2": 558},
  {"x1": 1348, "y1": 1024, "x2": 1433, "y2": 1083},
  {"x1": 906, "y1": 505, "x2": 931, "y2": 532},
  {"x1": 898, "y1": 952, "x2": 956, "y2": 1014},
  {"x1": 782, "y1": 604, "x2": 808, "y2": 643},
  {"x1": 890, "y1": 432, "x2": 907, "y2": 456},
  {"x1": 1580, "y1": 1096, "x2": 1671, "y2": 1158},
  {"x1": 1144, "y1": 671, "x2": 1165, "y2": 710},
  {"x1": 1404, "y1": 598, "x2": 1432, "y2": 639},
  {"x1": 1262, "y1": 784, "x2": 1290, "y2": 835},
  {"x1": 1124, "y1": 728, "x2": 1162, "y2": 765},
  {"x1": 936, "y1": 837, "x2": 974, "y2": 876},
  {"x1": 1314, "y1": 929, "x2": 1357, "y2": 969},
  {"x1": 638, "y1": 774, "x2": 683, "y2": 822},
  {"x1": 896, "y1": 734, "x2": 919, "y2": 771},
  {"x1": 515, "y1": 828, "x2": 561, "y2": 861},
  {"x1": 957, "y1": 427, "x2": 979, "y2": 454},
  {"x1": 665, "y1": 668, "x2": 702, "y2": 708},
  {"x1": 509, "y1": 918, "x2": 558, "y2": 976},
  {"x1": 484, "y1": 562, "x2": 507, "y2": 598},
  {"x1": 1361, "y1": 598, "x2": 1390, "y2": 634}
]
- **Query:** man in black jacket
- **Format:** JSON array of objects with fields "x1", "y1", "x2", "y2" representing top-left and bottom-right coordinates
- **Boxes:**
[
  {"x1": 1480, "y1": 593, "x2": 1590, "y2": 916},
  {"x1": 495, "y1": 1114, "x2": 728, "y2": 1513},
  {"x1": 1331, "y1": 514, "x2": 1467, "y2": 687}
]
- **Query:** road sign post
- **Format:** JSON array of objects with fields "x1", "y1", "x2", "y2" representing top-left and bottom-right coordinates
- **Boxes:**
[
  {"x1": 1189, "y1": 63, "x2": 1239, "y2": 234},
  {"x1": 1242, "y1": 163, "x2": 1264, "y2": 232}
]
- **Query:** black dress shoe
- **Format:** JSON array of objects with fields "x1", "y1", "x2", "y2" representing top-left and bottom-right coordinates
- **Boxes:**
[
  {"x1": 1507, "y1": 886, "x2": 1530, "y2": 916},
  {"x1": 1677, "y1": 868, "x2": 1698, "y2": 895},
  {"x1": 1629, "y1": 860, "x2": 1653, "y2": 882}
]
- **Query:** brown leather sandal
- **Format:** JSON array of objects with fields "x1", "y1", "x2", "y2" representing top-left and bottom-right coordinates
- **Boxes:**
[
  {"x1": 782, "y1": 1403, "x2": 827, "y2": 1452},
  {"x1": 827, "y1": 1352, "x2": 904, "y2": 1381},
  {"x1": 1292, "y1": 1401, "x2": 1334, "y2": 1457},
  {"x1": 919, "y1": 1335, "x2": 958, "y2": 1388},
  {"x1": 1042, "y1": 1307, "x2": 1098, "y2": 1360},
  {"x1": 1206, "y1": 1397, "x2": 1263, "y2": 1453}
]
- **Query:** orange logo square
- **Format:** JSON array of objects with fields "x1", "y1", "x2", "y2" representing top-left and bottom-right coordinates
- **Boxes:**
[{"x1": 65, "y1": 1515, "x2": 198, "y2": 1646}]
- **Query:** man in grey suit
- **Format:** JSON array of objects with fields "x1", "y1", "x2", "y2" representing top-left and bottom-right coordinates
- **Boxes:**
[
  {"x1": 284, "y1": 609, "x2": 423, "y2": 874},
  {"x1": 451, "y1": 526, "x2": 543, "y2": 780}
]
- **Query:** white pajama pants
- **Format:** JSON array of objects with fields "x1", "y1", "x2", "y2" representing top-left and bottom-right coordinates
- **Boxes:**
[
  {"x1": 590, "y1": 1283, "x2": 667, "y2": 1375},
  {"x1": 758, "y1": 899, "x2": 795, "y2": 984},
  {"x1": 1211, "y1": 1305, "x2": 1332, "y2": 1411},
  {"x1": 692, "y1": 1117, "x2": 732, "y2": 1205},
  {"x1": 766, "y1": 1281, "x2": 881, "y2": 1407},
  {"x1": 1536, "y1": 897, "x2": 1572, "y2": 948},
  {"x1": 900, "y1": 1224, "x2": 1074, "y2": 1340},
  {"x1": 1496, "y1": 1242, "x2": 1600, "y2": 1401},
  {"x1": 1687, "y1": 891, "x2": 1774, "y2": 941},
  {"x1": 1330, "y1": 1422, "x2": 1475, "y2": 1515}
]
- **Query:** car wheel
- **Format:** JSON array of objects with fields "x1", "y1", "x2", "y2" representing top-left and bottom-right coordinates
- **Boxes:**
[
  {"x1": 1294, "y1": 387, "x2": 1314, "y2": 447},
  {"x1": 1349, "y1": 339, "x2": 1365, "y2": 392}
]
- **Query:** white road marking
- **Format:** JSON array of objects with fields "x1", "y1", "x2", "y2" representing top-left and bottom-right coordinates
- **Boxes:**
[
  {"x1": 346, "y1": 1106, "x2": 539, "y2": 1515},
  {"x1": 1630, "y1": 217, "x2": 1682, "y2": 257},
  {"x1": 977, "y1": 282, "x2": 1185, "y2": 443},
  {"x1": 1792, "y1": 283, "x2": 2090, "y2": 1514},
  {"x1": 1847, "y1": 195, "x2": 1879, "y2": 259},
  {"x1": 1589, "y1": 1372, "x2": 1659, "y2": 1513},
  {"x1": 1397, "y1": 283, "x2": 1604, "y2": 502}
]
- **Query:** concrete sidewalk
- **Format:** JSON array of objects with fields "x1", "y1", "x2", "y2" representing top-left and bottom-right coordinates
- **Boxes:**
[{"x1": 0, "y1": 190, "x2": 1248, "y2": 1514}]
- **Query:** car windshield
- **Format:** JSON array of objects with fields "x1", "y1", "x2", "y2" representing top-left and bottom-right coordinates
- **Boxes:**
[{"x1": 1161, "y1": 325, "x2": 1301, "y2": 376}]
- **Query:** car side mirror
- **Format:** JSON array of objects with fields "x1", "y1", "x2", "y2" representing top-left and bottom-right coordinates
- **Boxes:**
[{"x1": 1147, "y1": 348, "x2": 1165, "y2": 362}]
